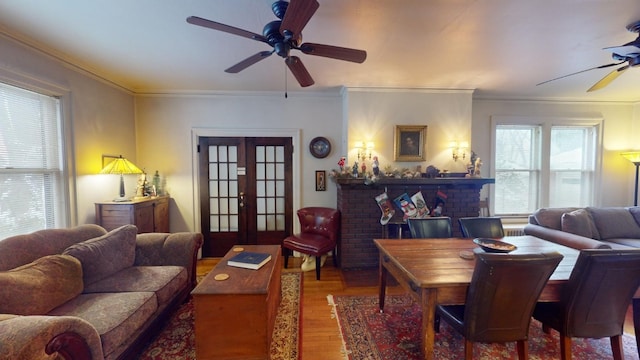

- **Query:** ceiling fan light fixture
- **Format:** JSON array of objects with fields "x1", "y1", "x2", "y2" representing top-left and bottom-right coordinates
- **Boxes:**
[{"x1": 274, "y1": 42, "x2": 291, "y2": 58}]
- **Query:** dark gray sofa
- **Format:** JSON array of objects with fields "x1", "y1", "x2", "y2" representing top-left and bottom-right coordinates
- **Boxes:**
[{"x1": 523, "y1": 206, "x2": 640, "y2": 250}]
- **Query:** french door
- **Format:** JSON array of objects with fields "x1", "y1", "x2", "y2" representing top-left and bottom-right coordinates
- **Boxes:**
[{"x1": 198, "y1": 136, "x2": 293, "y2": 257}]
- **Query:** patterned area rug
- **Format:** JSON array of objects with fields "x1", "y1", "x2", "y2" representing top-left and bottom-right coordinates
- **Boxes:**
[
  {"x1": 137, "y1": 272, "x2": 302, "y2": 359},
  {"x1": 329, "y1": 294, "x2": 640, "y2": 360}
]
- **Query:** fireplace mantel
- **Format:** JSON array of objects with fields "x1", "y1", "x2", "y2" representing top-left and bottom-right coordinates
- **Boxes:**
[
  {"x1": 335, "y1": 177, "x2": 495, "y2": 187},
  {"x1": 335, "y1": 176, "x2": 494, "y2": 269}
]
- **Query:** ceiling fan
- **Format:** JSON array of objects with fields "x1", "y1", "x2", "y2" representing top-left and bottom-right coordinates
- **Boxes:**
[
  {"x1": 186, "y1": 0, "x2": 367, "y2": 88},
  {"x1": 538, "y1": 20, "x2": 640, "y2": 92}
]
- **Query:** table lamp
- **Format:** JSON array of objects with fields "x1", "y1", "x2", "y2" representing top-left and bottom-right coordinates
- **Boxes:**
[
  {"x1": 621, "y1": 151, "x2": 640, "y2": 206},
  {"x1": 100, "y1": 155, "x2": 143, "y2": 201}
]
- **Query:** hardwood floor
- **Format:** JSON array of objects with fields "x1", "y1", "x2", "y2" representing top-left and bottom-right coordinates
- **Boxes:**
[{"x1": 197, "y1": 255, "x2": 636, "y2": 359}]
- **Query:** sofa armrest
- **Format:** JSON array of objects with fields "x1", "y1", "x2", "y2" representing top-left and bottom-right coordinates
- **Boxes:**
[
  {"x1": 523, "y1": 224, "x2": 611, "y2": 250},
  {"x1": 134, "y1": 232, "x2": 203, "y2": 289},
  {"x1": 0, "y1": 315, "x2": 103, "y2": 360}
]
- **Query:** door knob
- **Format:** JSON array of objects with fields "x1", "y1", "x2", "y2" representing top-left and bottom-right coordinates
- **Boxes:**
[{"x1": 239, "y1": 192, "x2": 245, "y2": 208}]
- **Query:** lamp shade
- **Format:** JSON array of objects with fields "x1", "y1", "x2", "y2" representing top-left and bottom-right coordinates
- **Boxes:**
[
  {"x1": 99, "y1": 156, "x2": 143, "y2": 175},
  {"x1": 622, "y1": 151, "x2": 640, "y2": 165},
  {"x1": 99, "y1": 155, "x2": 143, "y2": 201}
]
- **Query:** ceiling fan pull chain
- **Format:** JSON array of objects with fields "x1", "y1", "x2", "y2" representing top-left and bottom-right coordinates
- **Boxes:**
[{"x1": 284, "y1": 63, "x2": 288, "y2": 98}]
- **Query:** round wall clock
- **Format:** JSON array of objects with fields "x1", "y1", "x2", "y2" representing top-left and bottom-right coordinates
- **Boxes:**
[{"x1": 309, "y1": 136, "x2": 331, "y2": 158}]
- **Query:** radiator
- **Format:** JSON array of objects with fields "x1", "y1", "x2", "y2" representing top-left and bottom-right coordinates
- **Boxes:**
[{"x1": 505, "y1": 228, "x2": 525, "y2": 236}]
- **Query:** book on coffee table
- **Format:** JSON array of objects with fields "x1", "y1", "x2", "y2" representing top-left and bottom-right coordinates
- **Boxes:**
[{"x1": 227, "y1": 251, "x2": 272, "y2": 270}]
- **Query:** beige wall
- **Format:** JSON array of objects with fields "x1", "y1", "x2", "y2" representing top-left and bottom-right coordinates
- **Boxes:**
[
  {"x1": 473, "y1": 99, "x2": 639, "y2": 207},
  {"x1": 134, "y1": 92, "x2": 344, "y2": 232},
  {"x1": 344, "y1": 88, "x2": 474, "y2": 175},
  {"x1": 0, "y1": 33, "x2": 136, "y2": 226},
  {"x1": 3, "y1": 32, "x2": 640, "y2": 233}
]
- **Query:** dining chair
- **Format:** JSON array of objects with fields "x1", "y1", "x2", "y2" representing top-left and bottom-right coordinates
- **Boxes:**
[
  {"x1": 407, "y1": 217, "x2": 452, "y2": 238},
  {"x1": 533, "y1": 249, "x2": 640, "y2": 360},
  {"x1": 283, "y1": 207, "x2": 340, "y2": 280},
  {"x1": 458, "y1": 217, "x2": 505, "y2": 238},
  {"x1": 436, "y1": 251, "x2": 564, "y2": 360}
]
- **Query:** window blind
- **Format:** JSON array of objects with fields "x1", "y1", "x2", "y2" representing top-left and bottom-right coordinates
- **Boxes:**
[{"x1": 0, "y1": 82, "x2": 65, "y2": 239}]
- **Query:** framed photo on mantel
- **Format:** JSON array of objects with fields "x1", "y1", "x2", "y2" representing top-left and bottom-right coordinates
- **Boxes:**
[{"x1": 394, "y1": 125, "x2": 427, "y2": 161}]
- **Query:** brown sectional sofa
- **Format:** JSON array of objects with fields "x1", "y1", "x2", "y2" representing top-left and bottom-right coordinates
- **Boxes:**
[
  {"x1": 0, "y1": 224, "x2": 203, "y2": 360},
  {"x1": 523, "y1": 206, "x2": 640, "y2": 250}
]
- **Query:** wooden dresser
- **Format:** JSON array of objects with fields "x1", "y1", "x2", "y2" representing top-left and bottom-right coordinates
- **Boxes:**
[
  {"x1": 95, "y1": 195, "x2": 169, "y2": 233},
  {"x1": 192, "y1": 245, "x2": 282, "y2": 360}
]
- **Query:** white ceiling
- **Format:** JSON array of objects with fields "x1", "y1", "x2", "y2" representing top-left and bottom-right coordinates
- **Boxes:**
[{"x1": 1, "y1": 0, "x2": 640, "y2": 101}]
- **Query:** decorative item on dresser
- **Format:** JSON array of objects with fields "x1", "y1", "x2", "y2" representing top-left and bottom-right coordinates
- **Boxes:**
[{"x1": 95, "y1": 195, "x2": 169, "y2": 233}]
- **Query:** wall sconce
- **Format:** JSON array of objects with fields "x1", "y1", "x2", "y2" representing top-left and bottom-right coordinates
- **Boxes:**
[
  {"x1": 354, "y1": 141, "x2": 374, "y2": 161},
  {"x1": 450, "y1": 141, "x2": 468, "y2": 162},
  {"x1": 99, "y1": 155, "x2": 144, "y2": 202},
  {"x1": 622, "y1": 151, "x2": 640, "y2": 206}
]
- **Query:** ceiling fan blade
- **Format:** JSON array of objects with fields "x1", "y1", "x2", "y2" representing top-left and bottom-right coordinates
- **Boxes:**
[
  {"x1": 280, "y1": 0, "x2": 319, "y2": 38},
  {"x1": 225, "y1": 51, "x2": 274, "y2": 73},
  {"x1": 187, "y1": 16, "x2": 269, "y2": 44},
  {"x1": 587, "y1": 64, "x2": 630, "y2": 92},
  {"x1": 285, "y1": 56, "x2": 314, "y2": 87},
  {"x1": 536, "y1": 61, "x2": 625, "y2": 86},
  {"x1": 604, "y1": 45, "x2": 640, "y2": 57},
  {"x1": 298, "y1": 43, "x2": 367, "y2": 63}
]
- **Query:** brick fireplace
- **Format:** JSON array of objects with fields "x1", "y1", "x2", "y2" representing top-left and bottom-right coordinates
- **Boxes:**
[{"x1": 335, "y1": 177, "x2": 494, "y2": 269}]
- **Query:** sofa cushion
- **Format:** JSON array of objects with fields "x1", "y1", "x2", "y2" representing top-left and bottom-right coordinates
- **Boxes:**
[
  {"x1": 561, "y1": 208, "x2": 600, "y2": 239},
  {"x1": 83, "y1": 266, "x2": 187, "y2": 308},
  {"x1": 48, "y1": 292, "x2": 157, "y2": 359},
  {"x1": 587, "y1": 207, "x2": 640, "y2": 240},
  {"x1": 533, "y1": 207, "x2": 579, "y2": 230},
  {"x1": 63, "y1": 225, "x2": 137, "y2": 285},
  {"x1": 0, "y1": 255, "x2": 83, "y2": 315}
]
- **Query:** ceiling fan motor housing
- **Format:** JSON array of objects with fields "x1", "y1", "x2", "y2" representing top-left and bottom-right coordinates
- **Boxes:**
[{"x1": 263, "y1": 20, "x2": 290, "y2": 57}]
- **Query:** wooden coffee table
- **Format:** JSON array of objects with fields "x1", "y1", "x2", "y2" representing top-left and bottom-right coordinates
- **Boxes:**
[{"x1": 192, "y1": 245, "x2": 282, "y2": 360}]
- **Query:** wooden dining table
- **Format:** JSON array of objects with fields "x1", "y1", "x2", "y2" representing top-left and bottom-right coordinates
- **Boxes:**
[{"x1": 375, "y1": 236, "x2": 640, "y2": 360}]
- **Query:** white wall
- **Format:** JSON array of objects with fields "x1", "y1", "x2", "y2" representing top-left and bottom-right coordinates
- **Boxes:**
[{"x1": 134, "y1": 92, "x2": 343, "y2": 232}]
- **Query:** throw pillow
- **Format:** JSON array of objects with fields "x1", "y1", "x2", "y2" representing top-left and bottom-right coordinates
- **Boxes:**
[
  {"x1": 0, "y1": 255, "x2": 83, "y2": 315},
  {"x1": 561, "y1": 209, "x2": 600, "y2": 239},
  {"x1": 533, "y1": 207, "x2": 579, "y2": 230},
  {"x1": 628, "y1": 206, "x2": 640, "y2": 228},
  {"x1": 587, "y1": 207, "x2": 640, "y2": 240},
  {"x1": 63, "y1": 224, "x2": 137, "y2": 285}
]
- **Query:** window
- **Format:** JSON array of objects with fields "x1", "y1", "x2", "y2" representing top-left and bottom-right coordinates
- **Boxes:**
[
  {"x1": 0, "y1": 82, "x2": 67, "y2": 239},
  {"x1": 492, "y1": 117, "x2": 600, "y2": 216}
]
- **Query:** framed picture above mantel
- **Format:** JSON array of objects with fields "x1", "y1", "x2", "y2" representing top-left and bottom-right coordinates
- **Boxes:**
[{"x1": 394, "y1": 125, "x2": 427, "y2": 161}]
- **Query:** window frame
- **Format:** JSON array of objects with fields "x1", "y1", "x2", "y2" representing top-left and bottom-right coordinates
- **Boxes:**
[
  {"x1": 490, "y1": 116, "x2": 603, "y2": 218},
  {"x1": 0, "y1": 68, "x2": 75, "y2": 238}
]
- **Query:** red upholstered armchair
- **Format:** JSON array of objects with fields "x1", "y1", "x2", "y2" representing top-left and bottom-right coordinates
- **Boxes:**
[{"x1": 283, "y1": 207, "x2": 340, "y2": 280}]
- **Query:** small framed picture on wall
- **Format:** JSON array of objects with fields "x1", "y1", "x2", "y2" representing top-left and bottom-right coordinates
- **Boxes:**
[
  {"x1": 315, "y1": 170, "x2": 326, "y2": 191},
  {"x1": 394, "y1": 125, "x2": 427, "y2": 161}
]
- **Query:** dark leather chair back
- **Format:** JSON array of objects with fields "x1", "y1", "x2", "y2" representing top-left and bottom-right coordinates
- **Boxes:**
[
  {"x1": 458, "y1": 217, "x2": 505, "y2": 238},
  {"x1": 283, "y1": 207, "x2": 340, "y2": 280},
  {"x1": 463, "y1": 252, "x2": 563, "y2": 342},
  {"x1": 407, "y1": 217, "x2": 452, "y2": 238},
  {"x1": 297, "y1": 207, "x2": 340, "y2": 243},
  {"x1": 561, "y1": 249, "x2": 640, "y2": 338}
]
